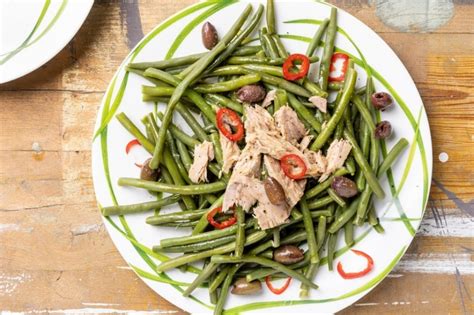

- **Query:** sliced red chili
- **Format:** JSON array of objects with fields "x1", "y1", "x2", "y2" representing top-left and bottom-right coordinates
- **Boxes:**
[
  {"x1": 337, "y1": 249, "x2": 374, "y2": 279},
  {"x1": 216, "y1": 108, "x2": 244, "y2": 142},
  {"x1": 282, "y1": 54, "x2": 310, "y2": 81},
  {"x1": 207, "y1": 206, "x2": 237, "y2": 229},
  {"x1": 265, "y1": 276, "x2": 292, "y2": 295},
  {"x1": 280, "y1": 154, "x2": 307, "y2": 180},
  {"x1": 328, "y1": 52, "x2": 349, "y2": 82},
  {"x1": 125, "y1": 139, "x2": 144, "y2": 168}
]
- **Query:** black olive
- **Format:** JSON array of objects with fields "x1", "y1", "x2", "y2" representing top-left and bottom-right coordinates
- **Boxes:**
[
  {"x1": 331, "y1": 176, "x2": 358, "y2": 198},
  {"x1": 371, "y1": 92, "x2": 393, "y2": 111},
  {"x1": 236, "y1": 85, "x2": 266, "y2": 103},
  {"x1": 201, "y1": 22, "x2": 218, "y2": 50},
  {"x1": 374, "y1": 121, "x2": 392, "y2": 139},
  {"x1": 273, "y1": 245, "x2": 304, "y2": 265},
  {"x1": 140, "y1": 158, "x2": 160, "y2": 181}
]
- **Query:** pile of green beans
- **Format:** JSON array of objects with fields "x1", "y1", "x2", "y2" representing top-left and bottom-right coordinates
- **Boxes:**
[{"x1": 104, "y1": 1, "x2": 410, "y2": 313}]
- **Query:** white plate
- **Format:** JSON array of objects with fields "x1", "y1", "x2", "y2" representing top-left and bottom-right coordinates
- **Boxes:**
[
  {"x1": 91, "y1": 1, "x2": 432, "y2": 314},
  {"x1": 0, "y1": 0, "x2": 93, "y2": 84}
]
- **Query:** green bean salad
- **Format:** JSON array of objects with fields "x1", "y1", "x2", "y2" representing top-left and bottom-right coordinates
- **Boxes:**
[{"x1": 102, "y1": 1, "x2": 409, "y2": 313}]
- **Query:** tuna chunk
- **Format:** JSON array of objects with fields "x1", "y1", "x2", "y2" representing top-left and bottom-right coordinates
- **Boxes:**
[
  {"x1": 261, "y1": 90, "x2": 276, "y2": 108},
  {"x1": 188, "y1": 141, "x2": 214, "y2": 183},
  {"x1": 219, "y1": 131, "x2": 240, "y2": 174},
  {"x1": 244, "y1": 105, "x2": 277, "y2": 137},
  {"x1": 298, "y1": 135, "x2": 313, "y2": 151},
  {"x1": 304, "y1": 149, "x2": 328, "y2": 178},
  {"x1": 264, "y1": 155, "x2": 305, "y2": 207},
  {"x1": 252, "y1": 192, "x2": 291, "y2": 230},
  {"x1": 308, "y1": 96, "x2": 327, "y2": 113},
  {"x1": 222, "y1": 145, "x2": 261, "y2": 212},
  {"x1": 274, "y1": 106, "x2": 306, "y2": 144},
  {"x1": 319, "y1": 139, "x2": 352, "y2": 182}
]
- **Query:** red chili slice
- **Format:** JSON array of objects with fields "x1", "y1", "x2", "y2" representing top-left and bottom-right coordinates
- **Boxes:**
[
  {"x1": 216, "y1": 108, "x2": 244, "y2": 142},
  {"x1": 265, "y1": 276, "x2": 292, "y2": 295},
  {"x1": 125, "y1": 139, "x2": 144, "y2": 168},
  {"x1": 207, "y1": 206, "x2": 237, "y2": 229},
  {"x1": 328, "y1": 52, "x2": 349, "y2": 82},
  {"x1": 337, "y1": 249, "x2": 374, "y2": 279},
  {"x1": 282, "y1": 54, "x2": 310, "y2": 81},
  {"x1": 280, "y1": 154, "x2": 307, "y2": 180}
]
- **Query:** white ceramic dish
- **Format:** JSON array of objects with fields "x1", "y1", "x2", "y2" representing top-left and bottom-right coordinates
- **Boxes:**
[
  {"x1": 0, "y1": 0, "x2": 94, "y2": 84},
  {"x1": 91, "y1": 1, "x2": 432, "y2": 313}
]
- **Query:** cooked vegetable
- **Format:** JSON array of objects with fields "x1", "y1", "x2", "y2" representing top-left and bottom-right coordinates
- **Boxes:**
[
  {"x1": 216, "y1": 108, "x2": 244, "y2": 142},
  {"x1": 140, "y1": 158, "x2": 160, "y2": 181},
  {"x1": 337, "y1": 249, "x2": 374, "y2": 279},
  {"x1": 231, "y1": 277, "x2": 262, "y2": 295},
  {"x1": 280, "y1": 154, "x2": 307, "y2": 180},
  {"x1": 328, "y1": 52, "x2": 349, "y2": 82},
  {"x1": 236, "y1": 84, "x2": 266, "y2": 103},
  {"x1": 263, "y1": 176, "x2": 286, "y2": 205},
  {"x1": 265, "y1": 276, "x2": 292, "y2": 295},
  {"x1": 207, "y1": 206, "x2": 237, "y2": 229},
  {"x1": 282, "y1": 54, "x2": 310, "y2": 81}
]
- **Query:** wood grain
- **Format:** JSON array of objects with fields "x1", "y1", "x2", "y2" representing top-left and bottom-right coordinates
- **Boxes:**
[{"x1": 0, "y1": 0, "x2": 473, "y2": 314}]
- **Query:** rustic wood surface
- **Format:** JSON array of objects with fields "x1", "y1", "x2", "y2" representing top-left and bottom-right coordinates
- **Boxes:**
[{"x1": 0, "y1": 0, "x2": 473, "y2": 314}]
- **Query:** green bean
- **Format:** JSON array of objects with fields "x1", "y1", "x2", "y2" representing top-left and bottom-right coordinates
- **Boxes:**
[
  {"x1": 310, "y1": 67, "x2": 357, "y2": 151},
  {"x1": 205, "y1": 4, "x2": 264, "y2": 75},
  {"x1": 259, "y1": 28, "x2": 272, "y2": 58},
  {"x1": 162, "y1": 147, "x2": 195, "y2": 209},
  {"x1": 266, "y1": 0, "x2": 276, "y2": 34},
  {"x1": 116, "y1": 112, "x2": 154, "y2": 153},
  {"x1": 262, "y1": 31, "x2": 279, "y2": 59},
  {"x1": 176, "y1": 139, "x2": 192, "y2": 171},
  {"x1": 118, "y1": 177, "x2": 226, "y2": 195},
  {"x1": 142, "y1": 70, "x2": 216, "y2": 123},
  {"x1": 351, "y1": 95, "x2": 376, "y2": 131},
  {"x1": 328, "y1": 81, "x2": 343, "y2": 91},
  {"x1": 316, "y1": 215, "x2": 327, "y2": 250},
  {"x1": 246, "y1": 252, "x2": 311, "y2": 282},
  {"x1": 209, "y1": 268, "x2": 218, "y2": 305},
  {"x1": 272, "y1": 228, "x2": 280, "y2": 247},
  {"x1": 183, "y1": 262, "x2": 217, "y2": 296},
  {"x1": 287, "y1": 93, "x2": 322, "y2": 132},
  {"x1": 319, "y1": 8, "x2": 337, "y2": 91},
  {"x1": 241, "y1": 67, "x2": 311, "y2": 97},
  {"x1": 176, "y1": 103, "x2": 208, "y2": 142},
  {"x1": 128, "y1": 52, "x2": 205, "y2": 70},
  {"x1": 343, "y1": 129, "x2": 385, "y2": 199},
  {"x1": 160, "y1": 223, "x2": 239, "y2": 249},
  {"x1": 356, "y1": 121, "x2": 370, "y2": 190},
  {"x1": 192, "y1": 195, "x2": 224, "y2": 235},
  {"x1": 232, "y1": 45, "x2": 262, "y2": 56},
  {"x1": 307, "y1": 195, "x2": 333, "y2": 210},
  {"x1": 235, "y1": 207, "x2": 245, "y2": 258},
  {"x1": 377, "y1": 138, "x2": 409, "y2": 177},
  {"x1": 226, "y1": 55, "x2": 284, "y2": 65},
  {"x1": 164, "y1": 128, "x2": 192, "y2": 184},
  {"x1": 327, "y1": 232, "x2": 337, "y2": 271},
  {"x1": 300, "y1": 197, "x2": 319, "y2": 263},
  {"x1": 210, "y1": 132, "x2": 224, "y2": 168},
  {"x1": 305, "y1": 168, "x2": 349, "y2": 198},
  {"x1": 300, "y1": 263, "x2": 319, "y2": 298},
  {"x1": 213, "y1": 266, "x2": 237, "y2": 315},
  {"x1": 273, "y1": 89, "x2": 287, "y2": 112},
  {"x1": 354, "y1": 182, "x2": 373, "y2": 226},
  {"x1": 306, "y1": 18, "x2": 329, "y2": 56},
  {"x1": 343, "y1": 105, "x2": 355, "y2": 137},
  {"x1": 212, "y1": 255, "x2": 318, "y2": 290},
  {"x1": 303, "y1": 78, "x2": 328, "y2": 98},
  {"x1": 156, "y1": 230, "x2": 268, "y2": 272},
  {"x1": 328, "y1": 188, "x2": 346, "y2": 207},
  {"x1": 101, "y1": 195, "x2": 180, "y2": 216},
  {"x1": 194, "y1": 73, "x2": 261, "y2": 93},
  {"x1": 146, "y1": 208, "x2": 207, "y2": 225},
  {"x1": 209, "y1": 265, "x2": 230, "y2": 293},
  {"x1": 272, "y1": 34, "x2": 288, "y2": 58},
  {"x1": 328, "y1": 198, "x2": 360, "y2": 233},
  {"x1": 344, "y1": 220, "x2": 354, "y2": 247},
  {"x1": 205, "y1": 93, "x2": 243, "y2": 114},
  {"x1": 345, "y1": 155, "x2": 356, "y2": 175},
  {"x1": 156, "y1": 112, "x2": 201, "y2": 148},
  {"x1": 311, "y1": 209, "x2": 333, "y2": 218},
  {"x1": 156, "y1": 235, "x2": 236, "y2": 253}
]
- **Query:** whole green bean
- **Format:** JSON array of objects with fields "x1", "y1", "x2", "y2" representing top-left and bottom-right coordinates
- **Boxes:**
[
  {"x1": 156, "y1": 230, "x2": 268, "y2": 272},
  {"x1": 183, "y1": 262, "x2": 218, "y2": 297},
  {"x1": 211, "y1": 255, "x2": 318, "y2": 290},
  {"x1": 305, "y1": 168, "x2": 349, "y2": 198},
  {"x1": 235, "y1": 207, "x2": 245, "y2": 258},
  {"x1": 354, "y1": 184, "x2": 372, "y2": 225},
  {"x1": 316, "y1": 215, "x2": 327, "y2": 249},
  {"x1": 307, "y1": 195, "x2": 334, "y2": 210},
  {"x1": 176, "y1": 103, "x2": 208, "y2": 142},
  {"x1": 310, "y1": 67, "x2": 357, "y2": 151},
  {"x1": 328, "y1": 198, "x2": 361, "y2": 233},
  {"x1": 210, "y1": 132, "x2": 224, "y2": 168},
  {"x1": 377, "y1": 138, "x2": 409, "y2": 177},
  {"x1": 300, "y1": 197, "x2": 319, "y2": 263},
  {"x1": 246, "y1": 252, "x2": 310, "y2": 282},
  {"x1": 156, "y1": 112, "x2": 200, "y2": 148},
  {"x1": 306, "y1": 18, "x2": 329, "y2": 56},
  {"x1": 102, "y1": 195, "x2": 180, "y2": 216},
  {"x1": 273, "y1": 89, "x2": 287, "y2": 112},
  {"x1": 213, "y1": 266, "x2": 237, "y2": 315},
  {"x1": 208, "y1": 268, "x2": 218, "y2": 305},
  {"x1": 345, "y1": 155, "x2": 356, "y2": 175},
  {"x1": 194, "y1": 73, "x2": 261, "y2": 93},
  {"x1": 300, "y1": 263, "x2": 319, "y2": 298},
  {"x1": 156, "y1": 235, "x2": 236, "y2": 253},
  {"x1": 327, "y1": 232, "x2": 337, "y2": 271},
  {"x1": 328, "y1": 188, "x2": 347, "y2": 207},
  {"x1": 352, "y1": 94, "x2": 376, "y2": 131},
  {"x1": 344, "y1": 220, "x2": 354, "y2": 247},
  {"x1": 259, "y1": 28, "x2": 272, "y2": 58},
  {"x1": 266, "y1": 0, "x2": 276, "y2": 34},
  {"x1": 205, "y1": 93, "x2": 243, "y2": 114},
  {"x1": 164, "y1": 128, "x2": 192, "y2": 185},
  {"x1": 116, "y1": 112, "x2": 154, "y2": 153},
  {"x1": 232, "y1": 45, "x2": 262, "y2": 56},
  {"x1": 118, "y1": 177, "x2": 226, "y2": 195},
  {"x1": 287, "y1": 93, "x2": 322, "y2": 133},
  {"x1": 343, "y1": 129, "x2": 385, "y2": 199},
  {"x1": 176, "y1": 139, "x2": 193, "y2": 170},
  {"x1": 146, "y1": 208, "x2": 207, "y2": 225},
  {"x1": 319, "y1": 8, "x2": 337, "y2": 91},
  {"x1": 272, "y1": 35, "x2": 288, "y2": 58},
  {"x1": 209, "y1": 265, "x2": 230, "y2": 293},
  {"x1": 128, "y1": 52, "x2": 204, "y2": 70},
  {"x1": 160, "y1": 223, "x2": 239, "y2": 248},
  {"x1": 262, "y1": 32, "x2": 279, "y2": 59}
]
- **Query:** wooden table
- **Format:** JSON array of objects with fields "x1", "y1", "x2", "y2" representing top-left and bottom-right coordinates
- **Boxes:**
[{"x1": 1, "y1": 1, "x2": 473, "y2": 314}]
